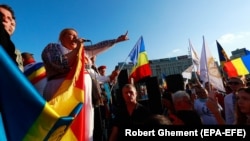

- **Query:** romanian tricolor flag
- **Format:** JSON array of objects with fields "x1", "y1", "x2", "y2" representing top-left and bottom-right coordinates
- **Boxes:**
[
  {"x1": 223, "y1": 54, "x2": 250, "y2": 77},
  {"x1": 216, "y1": 40, "x2": 230, "y2": 67},
  {"x1": 23, "y1": 62, "x2": 47, "y2": 95},
  {"x1": 23, "y1": 62, "x2": 46, "y2": 84},
  {"x1": 0, "y1": 46, "x2": 82, "y2": 140},
  {"x1": 128, "y1": 36, "x2": 152, "y2": 83}
]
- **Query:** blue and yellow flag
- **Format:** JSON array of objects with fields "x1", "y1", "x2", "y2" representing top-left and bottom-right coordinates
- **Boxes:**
[{"x1": 0, "y1": 46, "x2": 82, "y2": 141}]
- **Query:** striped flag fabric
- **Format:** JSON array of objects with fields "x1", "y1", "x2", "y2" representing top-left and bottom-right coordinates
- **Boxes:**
[
  {"x1": 48, "y1": 46, "x2": 87, "y2": 141},
  {"x1": 23, "y1": 62, "x2": 46, "y2": 84},
  {"x1": 23, "y1": 62, "x2": 47, "y2": 95},
  {"x1": 216, "y1": 40, "x2": 230, "y2": 67},
  {"x1": 223, "y1": 54, "x2": 250, "y2": 77},
  {"x1": 128, "y1": 36, "x2": 152, "y2": 83},
  {"x1": 0, "y1": 46, "x2": 82, "y2": 141}
]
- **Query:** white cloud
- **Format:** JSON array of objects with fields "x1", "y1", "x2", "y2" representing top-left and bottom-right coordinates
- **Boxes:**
[
  {"x1": 218, "y1": 32, "x2": 250, "y2": 45},
  {"x1": 215, "y1": 32, "x2": 250, "y2": 59},
  {"x1": 172, "y1": 49, "x2": 180, "y2": 53},
  {"x1": 218, "y1": 33, "x2": 235, "y2": 44}
]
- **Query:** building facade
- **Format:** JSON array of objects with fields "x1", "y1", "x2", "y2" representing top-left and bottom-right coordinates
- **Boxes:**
[
  {"x1": 117, "y1": 55, "x2": 193, "y2": 83},
  {"x1": 116, "y1": 47, "x2": 249, "y2": 84},
  {"x1": 230, "y1": 48, "x2": 250, "y2": 59}
]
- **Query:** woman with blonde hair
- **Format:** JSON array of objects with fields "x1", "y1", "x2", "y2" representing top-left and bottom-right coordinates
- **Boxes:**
[{"x1": 42, "y1": 28, "x2": 128, "y2": 141}]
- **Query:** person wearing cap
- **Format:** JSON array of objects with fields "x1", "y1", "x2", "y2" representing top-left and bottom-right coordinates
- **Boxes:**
[
  {"x1": 98, "y1": 65, "x2": 106, "y2": 74},
  {"x1": 22, "y1": 52, "x2": 34, "y2": 66},
  {"x1": 88, "y1": 56, "x2": 120, "y2": 86},
  {"x1": 98, "y1": 65, "x2": 119, "y2": 85},
  {"x1": 88, "y1": 56, "x2": 120, "y2": 141},
  {"x1": 22, "y1": 52, "x2": 47, "y2": 96},
  {"x1": 97, "y1": 64, "x2": 120, "y2": 139},
  {"x1": 97, "y1": 64, "x2": 120, "y2": 108}
]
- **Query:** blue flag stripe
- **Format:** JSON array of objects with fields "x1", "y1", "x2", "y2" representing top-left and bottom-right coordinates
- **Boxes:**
[{"x1": 0, "y1": 46, "x2": 45, "y2": 140}]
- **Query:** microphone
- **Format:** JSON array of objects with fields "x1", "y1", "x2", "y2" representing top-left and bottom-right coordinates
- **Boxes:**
[
  {"x1": 75, "y1": 38, "x2": 91, "y2": 43},
  {"x1": 83, "y1": 39, "x2": 91, "y2": 42},
  {"x1": 79, "y1": 38, "x2": 91, "y2": 42}
]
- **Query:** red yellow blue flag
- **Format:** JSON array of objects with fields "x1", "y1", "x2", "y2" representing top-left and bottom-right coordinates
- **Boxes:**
[
  {"x1": 23, "y1": 62, "x2": 46, "y2": 84},
  {"x1": 128, "y1": 36, "x2": 152, "y2": 83},
  {"x1": 223, "y1": 54, "x2": 250, "y2": 77}
]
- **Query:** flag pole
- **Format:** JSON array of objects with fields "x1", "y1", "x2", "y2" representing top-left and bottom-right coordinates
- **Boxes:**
[
  {"x1": 202, "y1": 36, "x2": 211, "y2": 91},
  {"x1": 110, "y1": 45, "x2": 136, "y2": 91},
  {"x1": 118, "y1": 37, "x2": 139, "y2": 71},
  {"x1": 189, "y1": 39, "x2": 201, "y2": 84}
]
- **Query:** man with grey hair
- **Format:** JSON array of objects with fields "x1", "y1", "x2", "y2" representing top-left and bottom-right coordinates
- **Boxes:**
[{"x1": 171, "y1": 90, "x2": 202, "y2": 125}]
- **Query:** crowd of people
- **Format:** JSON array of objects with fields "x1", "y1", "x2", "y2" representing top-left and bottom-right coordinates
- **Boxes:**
[
  {"x1": 162, "y1": 76, "x2": 250, "y2": 126},
  {"x1": 1, "y1": 3, "x2": 250, "y2": 141}
]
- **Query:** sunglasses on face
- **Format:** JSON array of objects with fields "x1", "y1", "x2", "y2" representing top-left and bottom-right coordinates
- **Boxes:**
[{"x1": 228, "y1": 81, "x2": 240, "y2": 85}]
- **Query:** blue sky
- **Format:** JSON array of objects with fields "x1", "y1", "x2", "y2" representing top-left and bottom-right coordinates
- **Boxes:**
[{"x1": 3, "y1": 0, "x2": 250, "y2": 74}]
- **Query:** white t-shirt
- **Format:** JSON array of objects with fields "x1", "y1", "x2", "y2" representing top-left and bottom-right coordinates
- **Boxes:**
[
  {"x1": 194, "y1": 98, "x2": 223, "y2": 125},
  {"x1": 224, "y1": 93, "x2": 235, "y2": 125}
]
